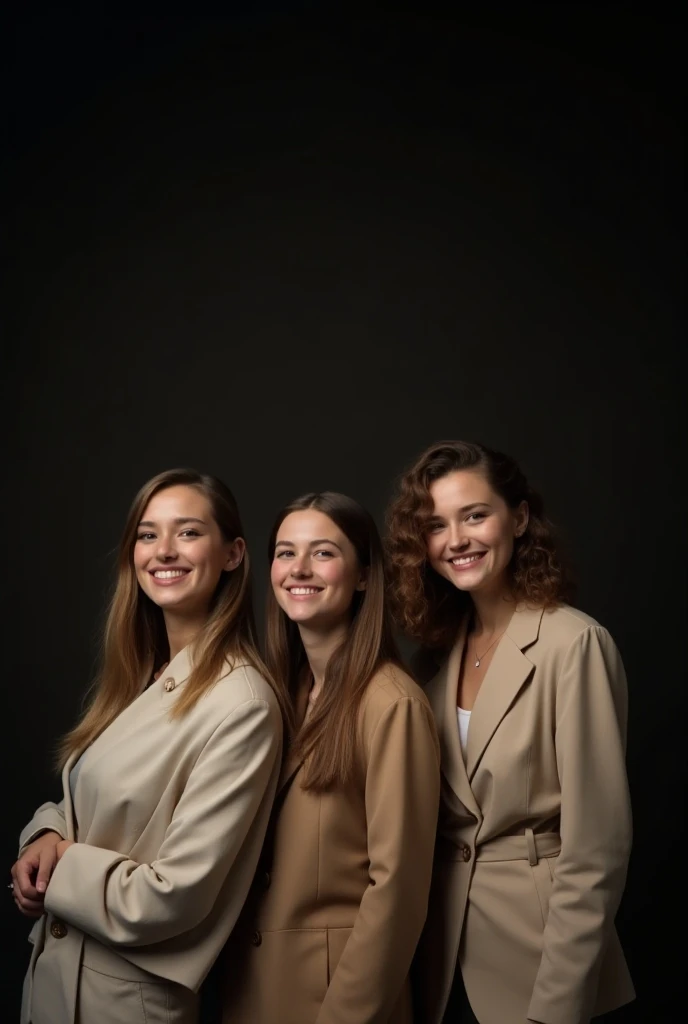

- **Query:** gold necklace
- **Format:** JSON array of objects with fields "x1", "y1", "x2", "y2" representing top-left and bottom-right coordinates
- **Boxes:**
[{"x1": 472, "y1": 631, "x2": 505, "y2": 668}]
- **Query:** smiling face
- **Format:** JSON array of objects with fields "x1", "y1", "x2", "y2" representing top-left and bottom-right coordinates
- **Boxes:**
[
  {"x1": 270, "y1": 509, "x2": 366, "y2": 632},
  {"x1": 426, "y1": 470, "x2": 528, "y2": 599},
  {"x1": 133, "y1": 485, "x2": 244, "y2": 621}
]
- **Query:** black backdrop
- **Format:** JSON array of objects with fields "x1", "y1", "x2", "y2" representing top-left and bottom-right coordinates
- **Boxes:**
[{"x1": 3, "y1": 5, "x2": 684, "y2": 1021}]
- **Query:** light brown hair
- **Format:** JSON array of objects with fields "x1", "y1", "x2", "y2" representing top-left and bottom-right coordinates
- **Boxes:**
[
  {"x1": 265, "y1": 492, "x2": 401, "y2": 792},
  {"x1": 386, "y1": 441, "x2": 574, "y2": 650},
  {"x1": 59, "y1": 468, "x2": 288, "y2": 767}
]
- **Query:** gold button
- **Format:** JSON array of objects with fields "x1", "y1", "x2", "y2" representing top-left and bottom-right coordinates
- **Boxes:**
[
  {"x1": 50, "y1": 920, "x2": 68, "y2": 939},
  {"x1": 163, "y1": 678, "x2": 176, "y2": 692},
  {"x1": 462, "y1": 846, "x2": 472, "y2": 862},
  {"x1": 251, "y1": 930, "x2": 262, "y2": 947}
]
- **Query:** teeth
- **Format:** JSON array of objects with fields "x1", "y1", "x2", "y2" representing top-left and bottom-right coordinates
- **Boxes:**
[
  {"x1": 289, "y1": 587, "x2": 321, "y2": 595},
  {"x1": 452, "y1": 554, "x2": 483, "y2": 566},
  {"x1": 154, "y1": 570, "x2": 188, "y2": 579}
]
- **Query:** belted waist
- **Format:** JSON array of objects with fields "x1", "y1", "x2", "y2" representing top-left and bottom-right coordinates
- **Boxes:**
[{"x1": 477, "y1": 830, "x2": 561, "y2": 866}]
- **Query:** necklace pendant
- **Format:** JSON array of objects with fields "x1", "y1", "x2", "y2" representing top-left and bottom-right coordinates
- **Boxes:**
[{"x1": 475, "y1": 658, "x2": 480, "y2": 668}]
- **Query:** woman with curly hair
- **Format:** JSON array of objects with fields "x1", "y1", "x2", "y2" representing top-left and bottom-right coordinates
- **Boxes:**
[{"x1": 386, "y1": 441, "x2": 634, "y2": 1024}]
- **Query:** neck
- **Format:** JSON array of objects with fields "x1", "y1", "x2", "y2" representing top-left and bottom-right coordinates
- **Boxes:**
[
  {"x1": 164, "y1": 610, "x2": 208, "y2": 662},
  {"x1": 470, "y1": 584, "x2": 516, "y2": 637},
  {"x1": 297, "y1": 620, "x2": 349, "y2": 695}
]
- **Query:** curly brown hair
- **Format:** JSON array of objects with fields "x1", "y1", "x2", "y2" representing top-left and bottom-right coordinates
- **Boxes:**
[{"x1": 385, "y1": 441, "x2": 574, "y2": 650}]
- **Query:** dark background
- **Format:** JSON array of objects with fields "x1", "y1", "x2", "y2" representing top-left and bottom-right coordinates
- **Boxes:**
[{"x1": 3, "y1": 3, "x2": 684, "y2": 1020}]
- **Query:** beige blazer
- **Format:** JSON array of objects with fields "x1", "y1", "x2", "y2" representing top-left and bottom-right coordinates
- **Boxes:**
[
  {"x1": 414, "y1": 604, "x2": 635, "y2": 1024},
  {"x1": 222, "y1": 664, "x2": 441, "y2": 1024},
  {"x1": 19, "y1": 647, "x2": 283, "y2": 1024}
]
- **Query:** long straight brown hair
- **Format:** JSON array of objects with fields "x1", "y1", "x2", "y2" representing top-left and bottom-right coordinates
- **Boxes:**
[
  {"x1": 59, "y1": 468, "x2": 289, "y2": 767},
  {"x1": 265, "y1": 492, "x2": 402, "y2": 792}
]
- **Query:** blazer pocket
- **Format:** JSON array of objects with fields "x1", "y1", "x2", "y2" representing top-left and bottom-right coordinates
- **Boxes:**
[
  {"x1": 529, "y1": 857, "x2": 555, "y2": 928},
  {"x1": 326, "y1": 927, "x2": 354, "y2": 983},
  {"x1": 78, "y1": 965, "x2": 197, "y2": 1024}
]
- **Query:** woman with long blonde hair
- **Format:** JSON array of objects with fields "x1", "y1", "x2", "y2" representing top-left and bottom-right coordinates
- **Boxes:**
[
  {"x1": 11, "y1": 469, "x2": 286, "y2": 1024},
  {"x1": 222, "y1": 491, "x2": 440, "y2": 1024}
]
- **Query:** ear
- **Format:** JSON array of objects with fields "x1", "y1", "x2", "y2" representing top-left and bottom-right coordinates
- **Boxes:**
[
  {"x1": 514, "y1": 501, "x2": 529, "y2": 538},
  {"x1": 355, "y1": 565, "x2": 369, "y2": 592},
  {"x1": 224, "y1": 537, "x2": 246, "y2": 572}
]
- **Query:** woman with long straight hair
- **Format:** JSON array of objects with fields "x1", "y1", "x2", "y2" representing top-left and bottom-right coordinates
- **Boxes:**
[
  {"x1": 386, "y1": 441, "x2": 634, "y2": 1024},
  {"x1": 222, "y1": 491, "x2": 440, "y2": 1024},
  {"x1": 12, "y1": 469, "x2": 286, "y2": 1024}
]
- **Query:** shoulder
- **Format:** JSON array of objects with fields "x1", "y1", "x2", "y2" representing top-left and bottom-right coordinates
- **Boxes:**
[
  {"x1": 210, "y1": 660, "x2": 281, "y2": 717},
  {"x1": 359, "y1": 664, "x2": 439, "y2": 761},
  {"x1": 536, "y1": 604, "x2": 612, "y2": 651},
  {"x1": 359, "y1": 663, "x2": 435, "y2": 736},
  {"x1": 364, "y1": 662, "x2": 431, "y2": 708}
]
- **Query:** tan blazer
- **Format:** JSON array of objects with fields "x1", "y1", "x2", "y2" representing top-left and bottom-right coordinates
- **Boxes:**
[
  {"x1": 19, "y1": 647, "x2": 283, "y2": 1024},
  {"x1": 414, "y1": 604, "x2": 635, "y2": 1024},
  {"x1": 222, "y1": 664, "x2": 441, "y2": 1024}
]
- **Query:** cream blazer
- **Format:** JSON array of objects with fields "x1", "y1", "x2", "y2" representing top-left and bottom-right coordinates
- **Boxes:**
[
  {"x1": 18, "y1": 646, "x2": 283, "y2": 1024},
  {"x1": 222, "y1": 664, "x2": 441, "y2": 1024},
  {"x1": 413, "y1": 605, "x2": 635, "y2": 1024}
]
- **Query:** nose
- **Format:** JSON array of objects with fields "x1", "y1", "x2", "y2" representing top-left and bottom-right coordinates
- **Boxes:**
[
  {"x1": 447, "y1": 521, "x2": 469, "y2": 551},
  {"x1": 289, "y1": 553, "x2": 313, "y2": 578},
  {"x1": 154, "y1": 534, "x2": 178, "y2": 561}
]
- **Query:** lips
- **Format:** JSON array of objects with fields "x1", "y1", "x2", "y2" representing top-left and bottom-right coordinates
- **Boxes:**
[
  {"x1": 448, "y1": 552, "x2": 486, "y2": 568},
  {"x1": 149, "y1": 568, "x2": 191, "y2": 586}
]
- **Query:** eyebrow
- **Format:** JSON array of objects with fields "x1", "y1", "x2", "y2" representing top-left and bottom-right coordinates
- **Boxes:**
[
  {"x1": 430, "y1": 502, "x2": 491, "y2": 517},
  {"x1": 274, "y1": 538, "x2": 343, "y2": 551},
  {"x1": 138, "y1": 517, "x2": 207, "y2": 527}
]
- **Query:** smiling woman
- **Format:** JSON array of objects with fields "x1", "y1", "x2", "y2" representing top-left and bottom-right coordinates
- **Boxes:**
[
  {"x1": 221, "y1": 491, "x2": 441, "y2": 1024},
  {"x1": 11, "y1": 469, "x2": 286, "y2": 1024},
  {"x1": 386, "y1": 441, "x2": 635, "y2": 1024}
]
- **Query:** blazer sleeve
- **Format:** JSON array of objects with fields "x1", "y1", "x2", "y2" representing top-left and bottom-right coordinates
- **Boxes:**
[
  {"x1": 527, "y1": 626, "x2": 632, "y2": 1024},
  {"x1": 19, "y1": 800, "x2": 68, "y2": 852},
  {"x1": 316, "y1": 696, "x2": 441, "y2": 1024},
  {"x1": 44, "y1": 697, "x2": 281, "y2": 947}
]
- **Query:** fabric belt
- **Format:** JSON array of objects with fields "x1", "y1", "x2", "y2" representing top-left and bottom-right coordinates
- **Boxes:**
[{"x1": 476, "y1": 830, "x2": 561, "y2": 866}]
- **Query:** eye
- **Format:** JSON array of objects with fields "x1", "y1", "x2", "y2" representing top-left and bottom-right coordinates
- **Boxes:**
[
  {"x1": 426, "y1": 521, "x2": 445, "y2": 533},
  {"x1": 466, "y1": 512, "x2": 487, "y2": 523},
  {"x1": 137, "y1": 532, "x2": 156, "y2": 541},
  {"x1": 180, "y1": 529, "x2": 200, "y2": 537},
  {"x1": 314, "y1": 549, "x2": 335, "y2": 558},
  {"x1": 275, "y1": 550, "x2": 294, "y2": 559}
]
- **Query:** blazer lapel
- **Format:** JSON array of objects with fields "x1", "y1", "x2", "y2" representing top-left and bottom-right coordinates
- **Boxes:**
[
  {"x1": 465, "y1": 605, "x2": 544, "y2": 780},
  {"x1": 428, "y1": 625, "x2": 481, "y2": 820}
]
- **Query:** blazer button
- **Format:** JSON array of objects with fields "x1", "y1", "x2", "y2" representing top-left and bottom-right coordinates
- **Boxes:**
[
  {"x1": 50, "y1": 920, "x2": 68, "y2": 939},
  {"x1": 163, "y1": 678, "x2": 176, "y2": 692},
  {"x1": 462, "y1": 846, "x2": 472, "y2": 862},
  {"x1": 262, "y1": 871, "x2": 271, "y2": 890},
  {"x1": 251, "y1": 930, "x2": 262, "y2": 947}
]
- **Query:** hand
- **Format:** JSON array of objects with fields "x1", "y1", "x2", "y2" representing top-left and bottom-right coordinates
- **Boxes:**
[
  {"x1": 10, "y1": 831, "x2": 62, "y2": 918},
  {"x1": 55, "y1": 839, "x2": 75, "y2": 862}
]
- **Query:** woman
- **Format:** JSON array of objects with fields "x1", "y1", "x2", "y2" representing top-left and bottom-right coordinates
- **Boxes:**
[
  {"x1": 11, "y1": 469, "x2": 286, "y2": 1024},
  {"x1": 386, "y1": 441, "x2": 635, "y2": 1024},
  {"x1": 222, "y1": 492, "x2": 441, "y2": 1024}
]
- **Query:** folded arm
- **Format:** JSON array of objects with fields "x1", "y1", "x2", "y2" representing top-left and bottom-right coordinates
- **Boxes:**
[{"x1": 44, "y1": 698, "x2": 281, "y2": 947}]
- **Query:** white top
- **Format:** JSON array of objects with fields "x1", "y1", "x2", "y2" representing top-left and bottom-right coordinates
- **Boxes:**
[{"x1": 457, "y1": 706, "x2": 471, "y2": 762}]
